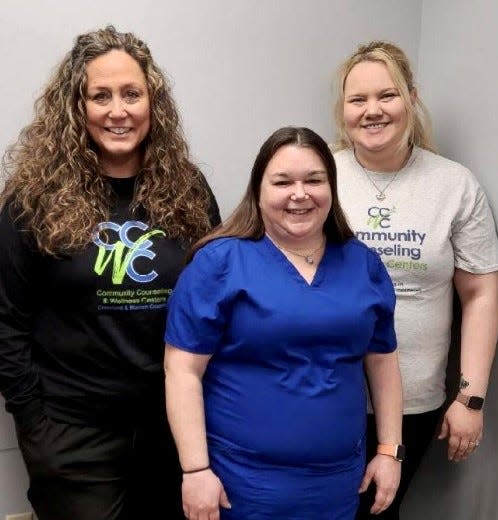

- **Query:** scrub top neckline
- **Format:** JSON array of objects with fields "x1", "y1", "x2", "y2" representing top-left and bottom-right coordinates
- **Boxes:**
[{"x1": 262, "y1": 234, "x2": 330, "y2": 288}]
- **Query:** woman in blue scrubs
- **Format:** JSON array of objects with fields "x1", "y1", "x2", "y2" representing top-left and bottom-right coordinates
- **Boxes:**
[{"x1": 164, "y1": 127, "x2": 403, "y2": 519}]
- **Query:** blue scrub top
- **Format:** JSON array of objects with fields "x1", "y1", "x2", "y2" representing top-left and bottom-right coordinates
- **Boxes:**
[{"x1": 166, "y1": 235, "x2": 395, "y2": 470}]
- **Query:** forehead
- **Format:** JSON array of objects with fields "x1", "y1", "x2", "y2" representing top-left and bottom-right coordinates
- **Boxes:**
[
  {"x1": 264, "y1": 145, "x2": 326, "y2": 174},
  {"x1": 86, "y1": 49, "x2": 146, "y2": 86},
  {"x1": 344, "y1": 60, "x2": 395, "y2": 93}
]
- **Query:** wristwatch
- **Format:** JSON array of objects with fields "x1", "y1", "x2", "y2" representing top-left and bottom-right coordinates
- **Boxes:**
[
  {"x1": 377, "y1": 443, "x2": 405, "y2": 462},
  {"x1": 455, "y1": 392, "x2": 485, "y2": 410}
]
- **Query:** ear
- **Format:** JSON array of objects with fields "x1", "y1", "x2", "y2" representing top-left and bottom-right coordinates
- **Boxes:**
[{"x1": 409, "y1": 87, "x2": 417, "y2": 105}]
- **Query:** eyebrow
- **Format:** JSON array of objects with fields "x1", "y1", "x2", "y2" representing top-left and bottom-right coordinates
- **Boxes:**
[
  {"x1": 86, "y1": 82, "x2": 145, "y2": 91},
  {"x1": 345, "y1": 87, "x2": 399, "y2": 98},
  {"x1": 270, "y1": 170, "x2": 327, "y2": 177}
]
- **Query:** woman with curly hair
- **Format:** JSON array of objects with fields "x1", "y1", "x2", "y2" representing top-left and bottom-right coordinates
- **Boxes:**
[{"x1": 0, "y1": 25, "x2": 219, "y2": 520}]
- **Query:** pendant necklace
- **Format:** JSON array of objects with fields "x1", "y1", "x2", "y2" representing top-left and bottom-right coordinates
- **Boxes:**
[
  {"x1": 362, "y1": 168, "x2": 399, "y2": 201},
  {"x1": 268, "y1": 235, "x2": 325, "y2": 265},
  {"x1": 355, "y1": 149, "x2": 413, "y2": 201}
]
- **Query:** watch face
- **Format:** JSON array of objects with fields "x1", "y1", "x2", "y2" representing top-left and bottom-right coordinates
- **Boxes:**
[
  {"x1": 468, "y1": 396, "x2": 484, "y2": 410},
  {"x1": 395, "y1": 445, "x2": 406, "y2": 461}
]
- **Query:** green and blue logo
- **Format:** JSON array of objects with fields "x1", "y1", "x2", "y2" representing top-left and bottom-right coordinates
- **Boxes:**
[{"x1": 93, "y1": 220, "x2": 165, "y2": 284}]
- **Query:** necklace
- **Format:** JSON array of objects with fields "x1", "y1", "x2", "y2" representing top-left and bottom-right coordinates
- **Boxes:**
[
  {"x1": 362, "y1": 168, "x2": 399, "y2": 201},
  {"x1": 355, "y1": 149, "x2": 413, "y2": 201},
  {"x1": 269, "y1": 236, "x2": 325, "y2": 265}
]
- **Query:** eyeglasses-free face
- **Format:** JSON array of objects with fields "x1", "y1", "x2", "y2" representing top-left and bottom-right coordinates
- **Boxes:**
[
  {"x1": 343, "y1": 60, "x2": 411, "y2": 167},
  {"x1": 85, "y1": 49, "x2": 151, "y2": 177},
  {"x1": 259, "y1": 144, "x2": 332, "y2": 249}
]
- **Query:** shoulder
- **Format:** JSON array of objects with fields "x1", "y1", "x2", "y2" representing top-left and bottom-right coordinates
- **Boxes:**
[
  {"x1": 414, "y1": 147, "x2": 477, "y2": 184},
  {"x1": 338, "y1": 238, "x2": 387, "y2": 274},
  {"x1": 332, "y1": 148, "x2": 355, "y2": 168},
  {"x1": 338, "y1": 236, "x2": 373, "y2": 255},
  {"x1": 195, "y1": 236, "x2": 255, "y2": 256},
  {"x1": 0, "y1": 201, "x2": 40, "y2": 264},
  {"x1": 0, "y1": 200, "x2": 31, "y2": 240},
  {"x1": 333, "y1": 237, "x2": 378, "y2": 263},
  {"x1": 332, "y1": 239, "x2": 392, "y2": 298},
  {"x1": 191, "y1": 237, "x2": 260, "y2": 269}
]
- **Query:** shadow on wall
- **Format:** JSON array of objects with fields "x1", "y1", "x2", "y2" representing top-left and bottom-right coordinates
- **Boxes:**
[{"x1": 402, "y1": 292, "x2": 498, "y2": 520}]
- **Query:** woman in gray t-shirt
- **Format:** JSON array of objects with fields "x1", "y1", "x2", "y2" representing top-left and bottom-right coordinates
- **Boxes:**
[{"x1": 331, "y1": 40, "x2": 498, "y2": 519}]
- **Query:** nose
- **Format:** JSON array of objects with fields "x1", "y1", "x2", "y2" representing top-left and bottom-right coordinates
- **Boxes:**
[
  {"x1": 290, "y1": 183, "x2": 309, "y2": 201},
  {"x1": 365, "y1": 98, "x2": 382, "y2": 117},
  {"x1": 108, "y1": 97, "x2": 126, "y2": 118}
]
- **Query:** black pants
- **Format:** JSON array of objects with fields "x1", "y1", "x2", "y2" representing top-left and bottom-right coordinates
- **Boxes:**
[
  {"x1": 16, "y1": 403, "x2": 184, "y2": 520},
  {"x1": 355, "y1": 407, "x2": 442, "y2": 520}
]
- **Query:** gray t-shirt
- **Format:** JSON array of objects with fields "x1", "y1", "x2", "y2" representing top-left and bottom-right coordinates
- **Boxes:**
[{"x1": 334, "y1": 147, "x2": 498, "y2": 414}]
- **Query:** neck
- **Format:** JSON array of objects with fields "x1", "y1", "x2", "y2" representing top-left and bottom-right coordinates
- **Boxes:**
[
  {"x1": 354, "y1": 144, "x2": 411, "y2": 173},
  {"x1": 100, "y1": 154, "x2": 141, "y2": 178},
  {"x1": 266, "y1": 232, "x2": 325, "y2": 253}
]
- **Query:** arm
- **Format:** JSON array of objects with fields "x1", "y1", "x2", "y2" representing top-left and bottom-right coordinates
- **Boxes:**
[
  {"x1": 0, "y1": 206, "x2": 42, "y2": 428},
  {"x1": 438, "y1": 269, "x2": 498, "y2": 461},
  {"x1": 164, "y1": 344, "x2": 231, "y2": 518},
  {"x1": 361, "y1": 351, "x2": 403, "y2": 514}
]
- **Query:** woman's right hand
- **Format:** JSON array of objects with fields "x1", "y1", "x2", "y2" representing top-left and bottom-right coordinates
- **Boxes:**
[{"x1": 182, "y1": 468, "x2": 231, "y2": 520}]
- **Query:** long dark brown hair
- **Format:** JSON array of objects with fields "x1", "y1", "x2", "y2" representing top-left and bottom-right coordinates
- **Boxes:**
[
  {"x1": 190, "y1": 126, "x2": 353, "y2": 259},
  {"x1": 1, "y1": 25, "x2": 213, "y2": 255}
]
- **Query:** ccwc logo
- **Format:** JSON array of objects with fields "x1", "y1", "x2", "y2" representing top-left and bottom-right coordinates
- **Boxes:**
[{"x1": 93, "y1": 221, "x2": 165, "y2": 284}]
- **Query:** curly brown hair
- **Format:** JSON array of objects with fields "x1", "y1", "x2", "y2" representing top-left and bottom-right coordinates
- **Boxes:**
[{"x1": 1, "y1": 25, "x2": 213, "y2": 255}]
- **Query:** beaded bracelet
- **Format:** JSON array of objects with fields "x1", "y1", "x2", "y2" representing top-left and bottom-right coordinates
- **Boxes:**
[{"x1": 182, "y1": 465, "x2": 210, "y2": 474}]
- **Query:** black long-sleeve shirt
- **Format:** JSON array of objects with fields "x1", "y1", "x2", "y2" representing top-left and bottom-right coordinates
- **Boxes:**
[{"x1": 0, "y1": 176, "x2": 220, "y2": 425}]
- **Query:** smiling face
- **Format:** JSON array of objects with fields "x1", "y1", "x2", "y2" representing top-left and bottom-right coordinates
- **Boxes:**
[
  {"x1": 343, "y1": 60, "x2": 410, "y2": 168},
  {"x1": 85, "y1": 49, "x2": 150, "y2": 177},
  {"x1": 259, "y1": 144, "x2": 332, "y2": 247}
]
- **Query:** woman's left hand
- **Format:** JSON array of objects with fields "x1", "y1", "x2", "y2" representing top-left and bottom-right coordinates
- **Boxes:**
[
  {"x1": 438, "y1": 401, "x2": 483, "y2": 461},
  {"x1": 359, "y1": 454, "x2": 401, "y2": 514}
]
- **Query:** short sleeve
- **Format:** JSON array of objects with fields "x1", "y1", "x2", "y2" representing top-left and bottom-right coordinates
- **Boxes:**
[
  {"x1": 165, "y1": 243, "x2": 228, "y2": 354},
  {"x1": 366, "y1": 250, "x2": 397, "y2": 354},
  {"x1": 452, "y1": 177, "x2": 498, "y2": 273}
]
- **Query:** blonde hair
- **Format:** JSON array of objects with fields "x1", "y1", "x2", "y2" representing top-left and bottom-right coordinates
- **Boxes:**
[
  {"x1": 332, "y1": 40, "x2": 435, "y2": 153},
  {"x1": 1, "y1": 25, "x2": 213, "y2": 255}
]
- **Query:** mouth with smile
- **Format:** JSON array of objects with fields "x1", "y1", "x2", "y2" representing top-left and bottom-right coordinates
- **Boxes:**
[
  {"x1": 362, "y1": 122, "x2": 389, "y2": 130},
  {"x1": 286, "y1": 208, "x2": 313, "y2": 215},
  {"x1": 106, "y1": 127, "x2": 131, "y2": 135}
]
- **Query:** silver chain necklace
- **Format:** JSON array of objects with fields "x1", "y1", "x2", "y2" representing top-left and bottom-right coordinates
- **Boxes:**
[
  {"x1": 267, "y1": 234, "x2": 325, "y2": 264},
  {"x1": 275, "y1": 242, "x2": 324, "y2": 264},
  {"x1": 355, "y1": 149, "x2": 413, "y2": 201},
  {"x1": 362, "y1": 168, "x2": 400, "y2": 201}
]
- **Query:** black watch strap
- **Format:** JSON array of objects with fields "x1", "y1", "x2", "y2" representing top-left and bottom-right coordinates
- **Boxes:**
[{"x1": 456, "y1": 392, "x2": 484, "y2": 410}]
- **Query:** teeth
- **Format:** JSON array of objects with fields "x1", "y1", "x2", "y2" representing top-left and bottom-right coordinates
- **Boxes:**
[
  {"x1": 108, "y1": 128, "x2": 129, "y2": 134},
  {"x1": 364, "y1": 123, "x2": 386, "y2": 129},
  {"x1": 288, "y1": 209, "x2": 309, "y2": 214}
]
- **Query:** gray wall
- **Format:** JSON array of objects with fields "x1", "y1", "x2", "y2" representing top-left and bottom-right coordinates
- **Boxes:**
[
  {"x1": 0, "y1": 0, "x2": 496, "y2": 518},
  {"x1": 403, "y1": 1, "x2": 498, "y2": 519}
]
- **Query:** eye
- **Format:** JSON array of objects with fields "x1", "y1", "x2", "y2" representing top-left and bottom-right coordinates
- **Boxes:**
[
  {"x1": 90, "y1": 91, "x2": 110, "y2": 103},
  {"x1": 306, "y1": 178, "x2": 324, "y2": 185},
  {"x1": 124, "y1": 90, "x2": 141, "y2": 102},
  {"x1": 348, "y1": 98, "x2": 365, "y2": 106},
  {"x1": 272, "y1": 180, "x2": 292, "y2": 187},
  {"x1": 381, "y1": 92, "x2": 397, "y2": 101}
]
